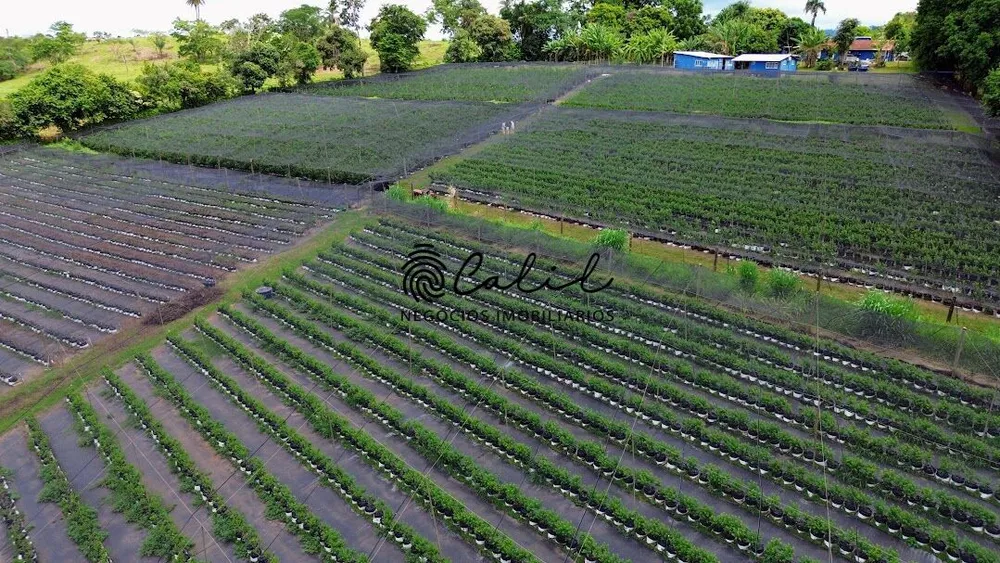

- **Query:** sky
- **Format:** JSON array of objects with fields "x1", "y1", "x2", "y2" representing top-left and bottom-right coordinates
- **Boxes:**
[{"x1": 2, "y1": 0, "x2": 919, "y2": 40}]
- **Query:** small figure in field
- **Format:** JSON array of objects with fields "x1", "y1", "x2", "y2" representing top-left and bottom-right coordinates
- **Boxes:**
[
  {"x1": 500, "y1": 122, "x2": 508, "y2": 135},
  {"x1": 510, "y1": 120, "x2": 515, "y2": 133}
]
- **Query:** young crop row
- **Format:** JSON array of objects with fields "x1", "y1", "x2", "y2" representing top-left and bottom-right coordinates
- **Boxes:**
[
  {"x1": 0, "y1": 467, "x2": 38, "y2": 561},
  {"x1": 18, "y1": 150, "x2": 329, "y2": 213},
  {"x1": 562, "y1": 72, "x2": 951, "y2": 129},
  {"x1": 369, "y1": 221, "x2": 989, "y2": 436},
  {"x1": 201, "y1": 309, "x2": 633, "y2": 563},
  {"x1": 64, "y1": 393, "x2": 196, "y2": 559},
  {"x1": 136, "y1": 353, "x2": 369, "y2": 562},
  {"x1": 165, "y1": 337, "x2": 449, "y2": 563},
  {"x1": 175, "y1": 323, "x2": 555, "y2": 563},
  {"x1": 80, "y1": 94, "x2": 511, "y2": 185},
  {"x1": 307, "y1": 250, "x2": 996, "y2": 562},
  {"x1": 379, "y1": 219, "x2": 997, "y2": 411},
  {"x1": 24, "y1": 417, "x2": 111, "y2": 562},
  {"x1": 353, "y1": 228, "x2": 1000, "y2": 470},
  {"x1": 100, "y1": 368, "x2": 274, "y2": 563},
  {"x1": 307, "y1": 65, "x2": 587, "y2": 103},
  {"x1": 431, "y1": 111, "x2": 1000, "y2": 297},
  {"x1": 11, "y1": 152, "x2": 329, "y2": 227},
  {"x1": 338, "y1": 236, "x2": 1000, "y2": 533},
  {"x1": 256, "y1": 279, "x2": 904, "y2": 562},
  {"x1": 2, "y1": 165, "x2": 308, "y2": 244},
  {"x1": 363, "y1": 224, "x2": 1000, "y2": 471},
  {"x1": 233, "y1": 292, "x2": 779, "y2": 561}
]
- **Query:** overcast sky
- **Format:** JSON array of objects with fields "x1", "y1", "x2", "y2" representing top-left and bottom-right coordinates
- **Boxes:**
[{"x1": 3, "y1": 0, "x2": 918, "y2": 39}]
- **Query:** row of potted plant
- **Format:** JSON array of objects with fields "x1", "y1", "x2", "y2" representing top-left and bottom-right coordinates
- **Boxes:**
[
  {"x1": 0, "y1": 466, "x2": 38, "y2": 562},
  {"x1": 100, "y1": 368, "x2": 276, "y2": 563},
  {"x1": 168, "y1": 334, "x2": 532, "y2": 563},
  {"x1": 210, "y1": 304, "x2": 638, "y2": 563},
  {"x1": 136, "y1": 354, "x2": 366, "y2": 562},
  {"x1": 65, "y1": 393, "x2": 197, "y2": 560},
  {"x1": 374, "y1": 219, "x2": 996, "y2": 411},
  {"x1": 351, "y1": 228, "x2": 1000, "y2": 467},
  {"x1": 0, "y1": 205, "x2": 238, "y2": 276},
  {"x1": 352, "y1": 239, "x2": 1000, "y2": 487},
  {"x1": 241, "y1": 288, "x2": 772, "y2": 561},
  {"x1": 321, "y1": 244, "x2": 997, "y2": 507},
  {"x1": 164, "y1": 336, "x2": 449, "y2": 563},
  {"x1": 301, "y1": 255, "x2": 998, "y2": 561},
  {"x1": 261, "y1": 281, "x2": 897, "y2": 563},
  {"x1": 24, "y1": 416, "x2": 110, "y2": 561}
]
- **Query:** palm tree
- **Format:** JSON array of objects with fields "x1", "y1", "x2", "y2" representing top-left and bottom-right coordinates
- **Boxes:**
[
  {"x1": 580, "y1": 24, "x2": 622, "y2": 64},
  {"x1": 706, "y1": 20, "x2": 751, "y2": 56},
  {"x1": 677, "y1": 37, "x2": 708, "y2": 52},
  {"x1": 186, "y1": 0, "x2": 205, "y2": 21},
  {"x1": 795, "y1": 27, "x2": 827, "y2": 67},
  {"x1": 804, "y1": 0, "x2": 826, "y2": 28},
  {"x1": 622, "y1": 34, "x2": 657, "y2": 64},
  {"x1": 647, "y1": 29, "x2": 678, "y2": 66}
]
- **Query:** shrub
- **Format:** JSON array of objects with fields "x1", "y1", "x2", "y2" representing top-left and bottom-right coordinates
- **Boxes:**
[
  {"x1": 736, "y1": 260, "x2": 760, "y2": 292},
  {"x1": 386, "y1": 184, "x2": 411, "y2": 202},
  {"x1": 137, "y1": 61, "x2": 237, "y2": 112},
  {"x1": 760, "y1": 538, "x2": 795, "y2": 563},
  {"x1": 592, "y1": 228, "x2": 629, "y2": 252},
  {"x1": 815, "y1": 59, "x2": 834, "y2": 71},
  {"x1": 0, "y1": 100, "x2": 18, "y2": 140},
  {"x1": 983, "y1": 66, "x2": 1000, "y2": 117},
  {"x1": 858, "y1": 290, "x2": 918, "y2": 320},
  {"x1": 413, "y1": 195, "x2": 450, "y2": 213},
  {"x1": 767, "y1": 269, "x2": 801, "y2": 298},
  {"x1": 8, "y1": 64, "x2": 140, "y2": 136},
  {"x1": 856, "y1": 290, "x2": 919, "y2": 342}
]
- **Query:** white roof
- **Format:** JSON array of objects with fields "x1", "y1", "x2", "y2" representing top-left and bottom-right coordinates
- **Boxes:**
[
  {"x1": 675, "y1": 51, "x2": 733, "y2": 59},
  {"x1": 732, "y1": 54, "x2": 793, "y2": 62}
]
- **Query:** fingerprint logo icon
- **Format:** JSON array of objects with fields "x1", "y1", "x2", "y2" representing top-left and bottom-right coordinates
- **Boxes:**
[{"x1": 402, "y1": 244, "x2": 448, "y2": 302}]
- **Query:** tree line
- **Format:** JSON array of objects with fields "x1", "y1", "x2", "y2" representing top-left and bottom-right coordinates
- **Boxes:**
[{"x1": 1, "y1": 0, "x2": 996, "y2": 139}]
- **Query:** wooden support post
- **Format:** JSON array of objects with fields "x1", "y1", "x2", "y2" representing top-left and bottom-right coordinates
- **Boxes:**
[
  {"x1": 713, "y1": 252, "x2": 719, "y2": 272},
  {"x1": 952, "y1": 327, "x2": 968, "y2": 375},
  {"x1": 815, "y1": 272, "x2": 822, "y2": 293},
  {"x1": 560, "y1": 217, "x2": 564, "y2": 235},
  {"x1": 947, "y1": 298, "x2": 957, "y2": 323}
]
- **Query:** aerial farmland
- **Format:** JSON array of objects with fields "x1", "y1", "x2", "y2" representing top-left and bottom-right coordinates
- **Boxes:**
[{"x1": 1, "y1": 47, "x2": 999, "y2": 563}]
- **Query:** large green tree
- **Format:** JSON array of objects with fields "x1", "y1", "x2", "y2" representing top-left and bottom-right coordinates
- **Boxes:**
[
  {"x1": 277, "y1": 4, "x2": 327, "y2": 43},
  {"x1": 832, "y1": 18, "x2": 859, "y2": 68},
  {"x1": 172, "y1": 19, "x2": 225, "y2": 63},
  {"x1": 318, "y1": 26, "x2": 368, "y2": 77},
  {"x1": 427, "y1": 0, "x2": 488, "y2": 34},
  {"x1": 369, "y1": 4, "x2": 427, "y2": 72},
  {"x1": 882, "y1": 11, "x2": 915, "y2": 52},
  {"x1": 137, "y1": 59, "x2": 236, "y2": 110},
  {"x1": 228, "y1": 41, "x2": 280, "y2": 92},
  {"x1": 939, "y1": 0, "x2": 1000, "y2": 87},
  {"x1": 501, "y1": 0, "x2": 575, "y2": 61},
  {"x1": 8, "y1": 64, "x2": 139, "y2": 135},
  {"x1": 30, "y1": 21, "x2": 86, "y2": 64},
  {"x1": 668, "y1": 0, "x2": 706, "y2": 40}
]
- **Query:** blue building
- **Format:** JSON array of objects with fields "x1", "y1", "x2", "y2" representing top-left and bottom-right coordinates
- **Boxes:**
[
  {"x1": 819, "y1": 37, "x2": 896, "y2": 62},
  {"x1": 732, "y1": 53, "x2": 797, "y2": 73},
  {"x1": 673, "y1": 51, "x2": 733, "y2": 71}
]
